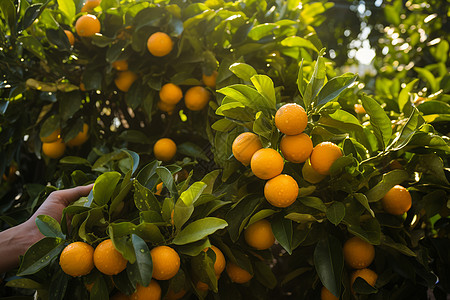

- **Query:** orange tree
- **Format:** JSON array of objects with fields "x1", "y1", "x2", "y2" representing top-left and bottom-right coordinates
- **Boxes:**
[{"x1": 0, "y1": 0, "x2": 449, "y2": 300}]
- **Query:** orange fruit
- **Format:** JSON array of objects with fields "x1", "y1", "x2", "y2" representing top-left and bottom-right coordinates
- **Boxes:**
[
  {"x1": 80, "y1": 82, "x2": 87, "y2": 91},
  {"x1": 350, "y1": 268, "x2": 378, "y2": 292},
  {"x1": 196, "y1": 281, "x2": 209, "y2": 291},
  {"x1": 280, "y1": 133, "x2": 313, "y2": 163},
  {"x1": 147, "y1": 32, "x2": 173, "y2": 57},
  {"x1": 159, "y1": 83, "x2": 183, "y2": 105},
  {"x1": 42, "y1": 139, "x2": 66, "y2": 159},
  {"x1": 115, "y1": 70, "x2": 138, "y2": 92},
  {"x1": 264, "y1": 174, "x2": 298, "y2": 207},
  {"x1": 153, "y1": 138, "x2": 177, "y2": 162},
  {"x1": 204, "y1": 245, "x2": 226, "y2": 276},
  {"x1": 81, "y1": 0, "x2": 101, "y2": 12},
  {"x1": 244, "y1": 219, "x2": 275, "y2": 250},
  {"x1": 155, "y1": 182, "x2": 163, "y2": 196},
  {"x1": 150, "y1": 246, "x2": 180, "y2": 280},
  {"x1": 310, "y1": 142, "x2": 343, "y2": 175},
  {"x1": 275, "y1": 103, "x2": 308, "y2": 135},
  {"x1": 64, "y1": 30, "x2": 75, "y2": 46},
  {"x1": 157, "y1": 100, "x2": 176, "y2": 114},
  {"x1": 321, "y1": 286, "x2": 339, "y2": 300},
  {"x1": 164, "y1": 289, "x2": 186, "y2": 300},
  {"x1": 184, "y1": 86, "x2": 210, "y2": 111},
  {"x1": 343, "y1": 236, "x2": 375, "y2": 269},
  {"x1": 67, "y1": 123, "x2": 89, "y2": 147},
  {"x1": 75, "y1": 14, "x2": 101, "y2": 37},
  {"x1": 354, "y1": 104, "x2": 366, "y2": 114},
  {"x1": 226, "y1": 262, "x2": 252, "y2": 284},
  {"x1": 202, "y1": 70, "x2": 218, "y2": 89},
  {"x1": 232, "y1": 132, "x2": 263, "y2": 166},
  {"x1": 250, "y1": 148, "x2": 284, "y2": 180},
  {"x1": 59, "y1": 242, "x2": 94, "y2": 277},
  {"x1": 302, "y1": 157, "x2": 326, "y2": 184},
  {"x1": 110, "y1": 292, "x2": 130, "y2": 300},
  {"x1": 381, "y1": 185, "x2": 412, "y2": 215},
  {"x1": 93, "y1": 239, "x2": 128, "y2": 275},
  {"x1": 131, "y1": 280, "x2": 161, "y2": 300},
  {"x1": 112, "y1": 60, "x2": 128, "y2": 71},
  {"x1": 40, "y1": 128, "x2": 60, "y2": 143}
]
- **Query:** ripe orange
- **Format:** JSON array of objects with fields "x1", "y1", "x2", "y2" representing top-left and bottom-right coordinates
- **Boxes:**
[
  {"x1": 112, "y1": 60, "x2": 128, "y2": 71},
  {"x1": 302, "y1": 157, "x2": 326, "y2": 184},
  {"x1": 354, "y1": 104, "x2": 366, "y2": 114},
  {"x1": 147, "y1": 32, "x2": 173, "y2": 57},
  {"x1": 64, "y1": 30, "x2": 75, "y2": 46},
  {"x1": 80, "y1": 82, "x2": 86, "y2": 91},
  {"x1": 350, "y1": 268, "x2": 378, "y2": 292},
  {"x1": 275, "y1": 103, "x2": 308, "y2": 135},
  {"x1": 81, "y1": 0, "x2": 101, "y2": 12},
  {"x1": 131, "y1": 280, "x2": 161, "y2": 300},
  {"x1": 42, "y1": 139, "x2": 66, "y2": 159},
  {"x1": 59, "y1": 242, "x2": 94, "y2": 277},
  {"x1": 196, "y1": 280, "x2": 209, "y2": 291},
  {"x1": 155, "y1": 182, "x2": 163, "y2": 196},
  {"x1": 153, "y1": 138, "x2": 177, "y2": 162},
  {"x1": 157, "y1": 100, "x2": 176, "y2": 114},
  {"x1": 184, "y1": 86, "x2": 210, "y2": 111},
  {"x1": 232, "y1": 132, "x2": 263, "y2": 166},
  {"x1": 40, "y1": 128, "x2": 60, "y2": 143},
  {"x1": 226, "y1": 262, "x2": 253, "y2": 284},
  {"x1": 164, "y1": 288, "x2": 186, "y2": 300},
  {"x1": 150, "y1": 246, "x2": 180, "y2": 280},
  {"x1": 204, "y1": 245, "x2": 226, "y2": 275},
  {"x1": 244, "y1": 219, "x2": 275, "y2": 250},
  {"x1": 280, "y1": 133, "x2": 313, "y2": 163},
  {"x1": 202, "y1": 70, "x2": 218, "y2": 89},
  {"x1": 159, "y1": 83, "x2": 183, "y2": 105},
  {"x1": 75, "y1": 14, "x2": 101, "y2": 37},
  {"x1": 115, "y1": 70, "x2": 138, "y2": 92},
  {"x1": 250, "y1": 148, "x2": 284, "y2": 180},
  {"x1": 310, "y1": 142, "x2": 342, "y2": 175},
  {"x1": 93, "y1": 239, "x2": 128, "y2": 275},
  {"x1": 111, "y1": 292, "x2": 130, "y2": 300},
  {"x1": 264, "y1": 174, "x2": 299, "y2": 207},
  {"x1": 67, "y1": 123, "x2": 89, "y2": 147},
  {"x1": 321, "y1": 286, "x2": 339, "y2": 300},
  {"x1": 343, "y1": 236, "x2": 375, "y2": 269},
  {"x1": 381, "y1": 185, "x2": 412, "y2": 215}
]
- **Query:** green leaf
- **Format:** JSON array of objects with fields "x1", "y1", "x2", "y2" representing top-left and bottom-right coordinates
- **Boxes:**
[
  {"x1": 128, "y1": 234, "x2": 152, "y2": 287},
  {"x1": 304, "y1": 51, "x2": 326, "y2": 109},
  {"x1": 297, "y1": 59, "x2": 304, "y2": 96},
  {"x1": 217, "y1": 85, "x2": 270, "y2": 112},
  {"x1": 93, "y1": 172, "x2": 121, "y2": 206},
  {"x1": 118, "y1": 130, "x2": 151, "y2": 144},
  {"x1": 89, "y1": 272, "x2": 109, "y2": 300},
  {"x1": 48, "y1": 269, "x2": 70, "y2": 300},
  {"x1": 17, "y1": 237, "x2": 65, "y2": 276},
  {"x1": 361, "y1": 95, "x2": 392, "y2": 149},
  {"x1": 352, "y1": 277, "x2": 378, "y2": 294},
  {"x1": 109, "y1": 222, "x2": 164, "y2": 245},
  {"x1": 381, "y1": 234, "x2": 416, "y2": 257},
  {"x1": 229, "y1": 63, "x2": 257, "y2": 82},
  {"x1": 172, "y1": 217, "x2": 228, "y2": 245},
  {"x1": 136, "y1": 160, "x2": 160, "y2": 189},
  {"x1": 318, "y1": 110, "x2": 363, "y2": 132},
  {"x1": 60, "y1": 156, "x2": 91, "y2": 166},
  {"x1": 59, "y1": 91, "x2": 82, "y2": 121},
  {"x1": 353, "y1": 193, "x2": 375, "y2": 218},
  {"x1": 254, "y1": 261, "x2": 277, "y2": 289},
  {"x1": 250, "y1": 75, "x2": 277, "y2": 111},
  {"x1": 365, "y1": 170, "x2": 409, "y2": 202},
  {"x1": 57, "y1": 0, "x2": 75, "y2": 20},
  {"x1": 0, "y1": 0, "x2": 16, "y2": 34},
  {"x1": 272, "y1": 214, "x2": 293, "y2": 254},
  {"x1": 326, "y1": 202, "x2": 345, "y2": 225},
  {"x1": 253, "y1": 111, "x2": 275, "y2": 143},
  {"x1": 6, "y1": 278, "x2": 44, "y2": 289},
  {"x1": 398, "y1": 79, "x2": 418, "y2": 112},
  {"x1": 156, "y1": 166, "x2": 178, "y2": 199},
  {"x1": 314, "y1": 236, "x2": 343, "y2": 298},
  {"x1": 40, "y1": 115, "x2": 60, "y2": 140},
  {"x1": 18, "y1": 36, "x2": 46, "y2": 62},
  {"x1": 388, "y1": 108, "x2": 425, "y2": 151},
  {"x1": 299, "y1": 197, "x2": 327, "y2": 212},
  {"x1": 317, "y1": 73, "x2": 357, "y2": 106},
  {"x1": 414, "y1": 67, "x2": 438, "y2": 92},
  {"x1": 247, "y1": 209, "x2": 277, "y2": 227},
  {"x1": 226, "y1": 195, "x2": 262, "y2": 242},
  {"x1": 35, "y1": 215, "x2": 64, "y2": 238},
  {"x1": 201, "y1": 170, "x2": 220, "y2": 195},
  {"x1": 211, "y1": 118, "x2": 236, "y2": 132},
  {"x1": 178, "y1": 142, "x2": 210, "y2": 162},
  {"x1": 281, "y1": 36, "x2": 318, "y2": 52},
  {"x1": 346, "y1": 218, "x2": 381, "y2": 245},
  {"x1": 133, "y1": 179, "x2": 161, "y2": 212},
  {"x1": 21, "y1": 3, "x2": 46, "y2": 31},
  {"x1": 285, "y1": 213, "x2": 318, "y2": 223},
  {"x1": 174, "y1": 182, "x2": 207, "y2": 230}
]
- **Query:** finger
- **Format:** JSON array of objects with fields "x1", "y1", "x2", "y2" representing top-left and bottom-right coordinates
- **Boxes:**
[{"x1": 50, "y1": 184, "x2": 94, "y2": 206}]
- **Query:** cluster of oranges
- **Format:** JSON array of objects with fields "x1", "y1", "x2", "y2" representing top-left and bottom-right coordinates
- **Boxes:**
[
  {"x1": 232, "y1": 103, "x2": 343, "y2": 208},
  {"x1": 40, "y1": 124, "x2": 90, "y2": 159},
  {"x1": 59, "y1": 238, "x2": 253, "y2": 299}
]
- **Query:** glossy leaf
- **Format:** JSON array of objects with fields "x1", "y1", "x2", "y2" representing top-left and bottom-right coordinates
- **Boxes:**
[
  {"x1": 35, "y1": 215, "x2": 64, "y2": 238},
  {"x1": 361, "y1": 95, "x2": 392, "y2": 149},
  {"x1": 314, "y1": 236, "x2": 343, "y2": 298},
  {"x1": 172, "y1": 217, "x2": 228, "y2": 245},
  {"x1": 93, "y1": 172, "x2": 121, "y2": 206}
]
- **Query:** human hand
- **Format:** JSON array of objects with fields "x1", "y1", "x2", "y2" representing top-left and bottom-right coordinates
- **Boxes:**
[{"x1": 0, "y1": 184, "x2": 93, "y2": 273}]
